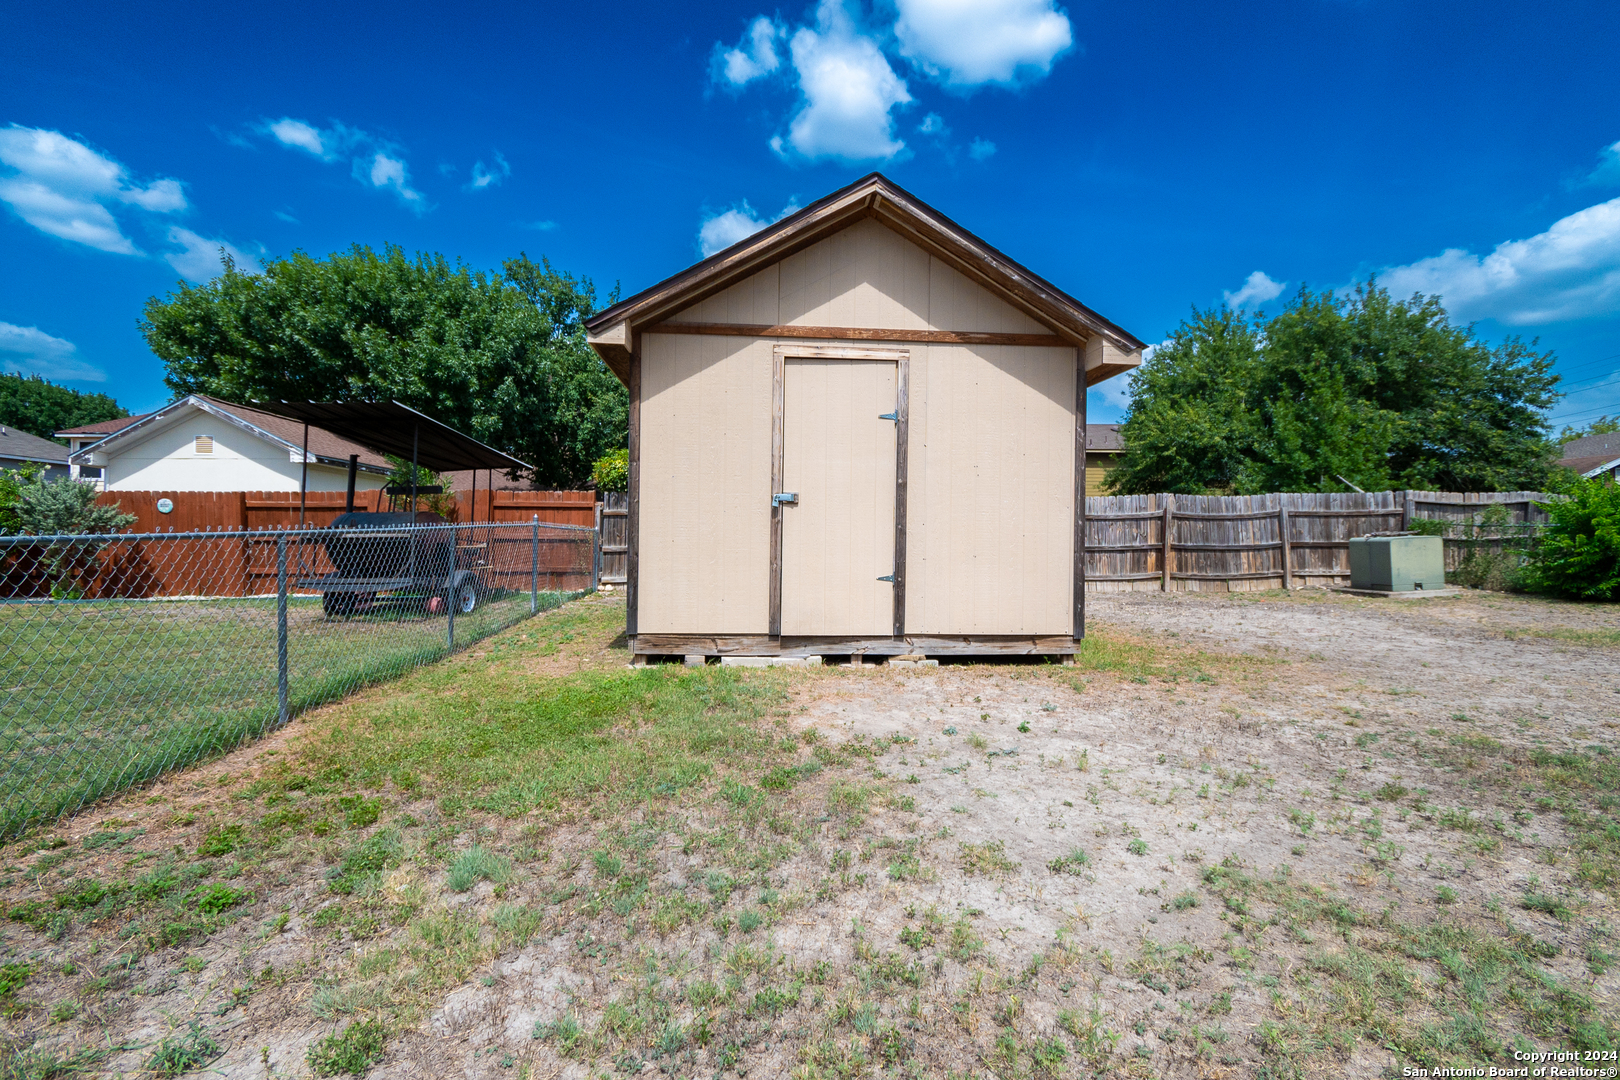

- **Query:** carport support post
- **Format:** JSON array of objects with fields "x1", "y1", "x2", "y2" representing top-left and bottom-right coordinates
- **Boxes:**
[
  {"x1": 530, "y1": 514, "x2": 539, "y2": 613},
  {"x1": 275, "y1": 535, "x2": 289, "y2": 727},
  {"x1": 447, "y1": 573, "x2": 456, "y2": 652}
]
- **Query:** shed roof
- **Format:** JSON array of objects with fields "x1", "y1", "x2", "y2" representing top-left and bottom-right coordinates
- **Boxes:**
[
  {"x1": 0, "y1": 424, "x2": 69, "y2": 465},
  {"x1": 586, "y1": 173, "x2": 1144, "y2": 387}
]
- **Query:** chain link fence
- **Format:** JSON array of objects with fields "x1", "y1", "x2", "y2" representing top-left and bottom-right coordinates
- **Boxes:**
[{"x1": 0, "y1": 518, "x2": 597, "y2": 837}]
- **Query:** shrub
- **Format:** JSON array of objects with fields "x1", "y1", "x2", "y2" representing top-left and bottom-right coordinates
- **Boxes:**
[
  {"x1": 1521, "y1": 477, "x2": 1620, "y2": 600},
  {"x1": 591, "y1": 448, "x2": 629, "y2": 493},
  {"x1": 4, "y1": 472, "x2": 135, "y2": 536}
]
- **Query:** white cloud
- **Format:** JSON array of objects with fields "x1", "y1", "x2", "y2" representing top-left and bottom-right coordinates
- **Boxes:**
[
  {"x1": 1092, "y1": 368, "x2": 1134, "y2": 410},
  {"x1": 0, "y1": 322, "x2": 105, "y2": 383},
  {"x1": 698, "y1": 199, "x2": 800, "y2": 256},
  {"x1": 0, "y1": 125, "x2": 186, "y2": 254},
  {"x1": 267, "y1": 118, "x2": 333, "y2": 159},
  {"x1": 362, "y1": 152, "x2": 425, "y2": 209},
  {"x1": 968, "y1": 137, "x2": 996, "y2": 161},
  {"x1": 713, "y1": 0, "x2": 1077, "y2": 164},
  {"x1": 468, "y1": 152, "x2": 510, "y2": 191},
  {"x1": 1224, "y1": 270, "x2": 1285, "y2": 308},
  {"x1": 775, "y1": 0, "x2": 911, "y2": 162},
  {"x1": 1378, "y1": 195, "x2": 1620, "y2": 325},
  {"x1": 263, "y1": 117, "x2": 426, "y2": 209},
  {"x1": 893, "y1": 0, "x2": 1072, "y2": 88},
  {"x1": 1582, "y1": 140, "x2": 1620, "y2": 188},
  {"x1": 163, "y1": 227, "x2": 262, "y2": 282},
  {"x1": 716, "y1": 16, "x2": 783, "y2": 86}
]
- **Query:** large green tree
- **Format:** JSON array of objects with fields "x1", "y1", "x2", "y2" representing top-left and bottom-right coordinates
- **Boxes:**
[
  {"x1": 1107, "y1": 282, "x2": 1561, "y2": 495},
  {"x1": 140, "y1": 245, "x2": 626, "y2": 488},
  {"x1": 0, "y1": 374, "x2": 126, "y2": 441}
]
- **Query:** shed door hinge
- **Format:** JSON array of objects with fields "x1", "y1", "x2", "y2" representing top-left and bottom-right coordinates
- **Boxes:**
[
  {"x1": 877, "y1": 574, "x2": 895, "y2": 582},
  {"x1": 878, "y1": 412, "x2": 899, "y2": 422}
]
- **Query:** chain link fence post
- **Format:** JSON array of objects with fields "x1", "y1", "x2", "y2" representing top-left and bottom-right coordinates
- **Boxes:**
[
  {"x1": 446, "y1": 559, "x2": 456, "y2": 653},
  {"x1": 531, "y1": 514, "x2": 539, "y2": 614},
  {"x1": 276, "y1": 534, "x2": 289, "y2": 727}
]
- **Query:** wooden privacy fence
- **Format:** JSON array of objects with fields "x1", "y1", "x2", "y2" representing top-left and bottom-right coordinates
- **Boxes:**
[
  {"x1": 1084, "y1": 490, "x2": 1552, "y2": 592},
  {"x1": 36, "y1": 489, "x2": 603, "y2": 598},
  {"x1": 95, "y1": 489, "x2": 598, "y2": 532},
  {"x1": 599, "y1": 492, "x2": 629, "y2": 585}
]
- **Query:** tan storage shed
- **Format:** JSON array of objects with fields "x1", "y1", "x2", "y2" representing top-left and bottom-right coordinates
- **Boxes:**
[{"x1": 586, "y1": 173, "x2": 1143, "y2": 660}]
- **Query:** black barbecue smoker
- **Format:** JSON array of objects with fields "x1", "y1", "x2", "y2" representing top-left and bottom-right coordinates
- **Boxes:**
[{"x1": 248, "y1": 400, "x2": 531, "y2": 619}]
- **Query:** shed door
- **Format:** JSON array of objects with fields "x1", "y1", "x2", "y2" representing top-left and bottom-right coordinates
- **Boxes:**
[{"x1": 780, "y1": 358, "x2": 898, "y2": 637}]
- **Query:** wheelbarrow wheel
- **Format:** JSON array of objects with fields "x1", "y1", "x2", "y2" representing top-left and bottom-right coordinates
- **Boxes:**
[
  {"x1": 454, "y1": 579, "x2": 480, "y2": 615},
  {"x1": 322, "y1": 592, "x2": 355, "y2": 618}
]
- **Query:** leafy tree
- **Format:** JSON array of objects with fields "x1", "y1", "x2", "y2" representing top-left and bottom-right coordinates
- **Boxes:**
[
  {"x1": 0, "y1": 374, "x2": 126, "y2": 441},
  {"x1": 1108, "y1": 282, "x2": 1561, "y2": 495},
  {"x1": 591, "y1": 449, "x2": 629, "y2": 492},
  {"x1": 140, "y1": 246, "x2": 627, "y2": 489},
  {"x1": 1101, "y1": 307, "x2": 1260, "y2": 496}
]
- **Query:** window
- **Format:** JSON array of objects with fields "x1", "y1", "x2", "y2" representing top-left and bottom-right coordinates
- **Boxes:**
[
  {"x1": 194, "y1": 435, "x2": 213, "y2": 454},
  {"x1": 79, "y1": 466, "x2": 103, "y2": 480}
]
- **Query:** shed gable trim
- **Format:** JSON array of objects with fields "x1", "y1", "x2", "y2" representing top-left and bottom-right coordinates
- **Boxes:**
[{"x1": 587, "y1": 174, "x2": 1143, "y2": 384}]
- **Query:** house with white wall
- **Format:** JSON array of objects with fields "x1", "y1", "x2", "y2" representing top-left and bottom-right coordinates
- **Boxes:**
[{"x1": 61, "y1": 395, "x2": 392, "y2": 493}]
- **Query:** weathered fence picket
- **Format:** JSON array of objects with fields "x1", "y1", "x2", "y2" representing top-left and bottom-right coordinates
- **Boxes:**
[{"x1": 1083, "y1": 490, "x2": 1551, "y2": 592}]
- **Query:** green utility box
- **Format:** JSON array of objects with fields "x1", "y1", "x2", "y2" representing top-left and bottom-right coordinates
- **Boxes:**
[{"x1": 1348, "y1": 534, "x2": 1445, "y2": 591}]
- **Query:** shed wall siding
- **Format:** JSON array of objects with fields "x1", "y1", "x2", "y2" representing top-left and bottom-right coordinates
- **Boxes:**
[
  {"x1": 638, "y1": 333, "x2": 774, "y2": 634},
  {"x1": 906, "y1": 344, "x2": 1074, "y2": 635},
  {"x1": 642, "y1": 216, "x2": 1076, "y2": 640},
  {"x1": 668, "y1": 218, "x2": 1048, "y2": 335}
]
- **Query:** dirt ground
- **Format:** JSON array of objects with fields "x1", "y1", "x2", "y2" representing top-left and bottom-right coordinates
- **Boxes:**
[{"x1": 1, "y1": 587, "x2": 1616, "y2": 1079}]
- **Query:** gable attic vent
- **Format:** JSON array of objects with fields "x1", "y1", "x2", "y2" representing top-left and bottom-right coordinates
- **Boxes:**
[{"x1": 194, "y1": 435, "x2": 214, "y2": 454}]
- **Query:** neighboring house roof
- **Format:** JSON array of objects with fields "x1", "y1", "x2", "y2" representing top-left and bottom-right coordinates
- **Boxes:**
[
  {"x1": 0, "y1": 424, "x2": 70, "y2": 465},
  {"x1": 66, "y1": 395, "x2": 392, "y2": 473},
  {"x1": 1559, "y1": 431, "x2": 1620, "y2": 464},
  {"x1": 585, "y1": 172, "x2": 1145, "y2": 387},
  {"x1": 1560, "y1": 453, "x2": 1620, "y2": 478},
  {"x1": 1085, "y1": 424, "x2": 1124, "y2": 453},
  {"x1": 55, "y1": 414, "x2": 145, "y2": 439}
]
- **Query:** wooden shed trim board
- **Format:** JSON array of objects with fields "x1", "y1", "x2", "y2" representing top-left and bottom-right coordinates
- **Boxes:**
[{"x1": 585, "y1": 172, "x2": 1144, "y2": 388}]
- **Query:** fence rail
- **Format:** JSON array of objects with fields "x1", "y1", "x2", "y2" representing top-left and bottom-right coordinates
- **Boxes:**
[
  {"x1": 94, "y1": 488, "x2": 598, "y2": 533},
  {"x1": 0, "y1": 520, "x2": 597, "y2": 836},
  {"x1": 1083, "y1": 490, "x2": 1552, "y2": 592}
]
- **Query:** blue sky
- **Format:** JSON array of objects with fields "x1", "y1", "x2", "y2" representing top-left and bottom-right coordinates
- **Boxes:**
[{"x1": 2, "y1": 0, "x2": 1617, "y2": 433}]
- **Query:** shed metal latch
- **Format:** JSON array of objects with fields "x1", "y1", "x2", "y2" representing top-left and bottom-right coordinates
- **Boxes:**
[
  {"x1": 878, "y1": 412, "x2": 899, "y2": 422},
  {"x1": 877, "y1": 574, "x2": 894, "y2": 582},
  {"x1": 772, "y1": 492, "x2": 799, "y2": 507}
]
